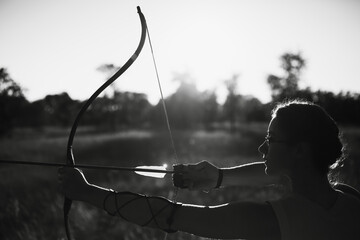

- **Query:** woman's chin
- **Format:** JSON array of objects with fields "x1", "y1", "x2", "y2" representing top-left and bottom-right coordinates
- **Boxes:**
[
  {"x1": 265, "y1": 163, "x2": 278, "y2": 176},
  {"x1": 264, "y1": 164, "x2": 271, "y2": 175}
]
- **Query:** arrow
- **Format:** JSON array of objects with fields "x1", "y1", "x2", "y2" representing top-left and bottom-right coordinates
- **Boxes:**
[{"x1": 0, "y1": 159, "x2": 174, "y2": 178}]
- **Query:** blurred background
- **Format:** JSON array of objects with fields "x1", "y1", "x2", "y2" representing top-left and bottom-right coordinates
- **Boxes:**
[{"x1": 1, "y1": 0, "x2": 359, "y2": 239}]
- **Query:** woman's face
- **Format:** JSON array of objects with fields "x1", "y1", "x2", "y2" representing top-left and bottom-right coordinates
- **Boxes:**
[{"x1": 258, "y1": 117, "x2": 296, "y2": 176}]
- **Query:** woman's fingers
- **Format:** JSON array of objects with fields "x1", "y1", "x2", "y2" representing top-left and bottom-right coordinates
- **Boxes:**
[
  {"x1": 173, "y1": 171, "x2": 186, "y2": 188},
  {"x1": 172, "y1": 161, "x2": 213, "y2": 190}
]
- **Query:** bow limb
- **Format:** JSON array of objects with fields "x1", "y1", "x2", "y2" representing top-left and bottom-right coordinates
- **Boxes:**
[{"x1": 63, "y1": 6, "x2": 147, "y2": 240}]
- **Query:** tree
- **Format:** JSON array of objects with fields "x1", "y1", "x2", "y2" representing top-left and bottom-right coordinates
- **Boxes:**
[
  {"x1": 223, "y1": 74, "x2": 240, "y2": 131},
  {"x1": 0, "y1": 68, "x2": 25, "y2": 131},
  {"x1": 0, "y1": 68, "x2": 25, "y2": 98},
  {"x1": 111, "y1": 91, "x2": 151, "y2": 128},
  {"x1": 267, "y1": 52, "x2": 306, "y2": 101},
  {"x1": 84, "y1": 91, "x2": 151, "y2": 129},
  {"x1": 0, "y1": 68, "x2": 27, "y2": 135},
  {"x1": 241, "y1": 96, "x2": 270, "y2": 122},
  {"x1": 41, "y1": 93, "x2": 78, "y2": 126},
  {"x1": 201, "y1": 90, "x2": 219, "y2": 129},
  {"x1": 150, "y1": 73, "x2": 220, "y2": 129},
  {"x1": 165, "y1": 78, "x2": 203, "y2": 129},
  {"x1": 96, "y1": 63, "x2": 120, "y2": 97}
]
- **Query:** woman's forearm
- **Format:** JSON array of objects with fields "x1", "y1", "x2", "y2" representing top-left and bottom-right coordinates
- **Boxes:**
[
  {"x1": 173, "y1": 161, "x2": 282, "y2": 190},
  {"x1": 220, "y1": 162, "x2": 281, "y2": 187},
  {"x1": 172, "y1": 200, "x2": 278, "y2": 239},
  {"x1": 80, "y1": 184, "x2": 180, "y2": 232},
  {"x1": 65, "y1": 171, "x2": 278, "y2": 239}
]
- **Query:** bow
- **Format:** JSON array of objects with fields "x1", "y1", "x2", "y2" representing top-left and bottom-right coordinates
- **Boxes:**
[{"x1": 64, "y1": 7, "x2": 147, "y2": 240}]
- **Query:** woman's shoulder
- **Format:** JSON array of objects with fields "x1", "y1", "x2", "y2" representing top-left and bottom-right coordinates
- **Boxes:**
[
  {"x1": 268, "y1": 187, "x2": 360, "y2": 240},
  {"x1": 269, "y1": 186, "x2": 360, "y2": 226}
]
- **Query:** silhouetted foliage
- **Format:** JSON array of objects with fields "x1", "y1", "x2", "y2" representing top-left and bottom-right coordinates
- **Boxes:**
[
  {"x1": 43, "y1": 93, "x2": 78, "y2": 126},
  {"x1": 201, "y1": 90, "x2": 219, "y2": 129},
  {"x1": 85, "y1": 91, "x2": 152, "y2": 129},
  {"x1": 312, "y1": 90, "x2": 360, "y2": 125},
  {"x1": 2, "y1": 52, "x2": 360, "y2": 136},
  {"x1": 0, "y1": 68, "x2": 28, "y2": 136},
  {"x1": 163, "y1": 80, "x2": 203, "y2": 129},
  {"x1": 223, "y1": 75, "x2": 240, "y2": 131},
  {"x1": 24, "y1": 100, "x2": 48, "y2": 127},
  {"x1": 150, "y1": 77, "x2": 220, "y2": 130},
  {"x1": 241, "y1": 97, "x2": 271, "y2": 122},
  {"x1": 0, "y1": 68, "x2": 24, "y2": 98},
  {"x1": 19, "y1": 93, "x2": 80, "y2": 129},
  {"x1": 266, "y1": 52, "x2": 360, "y2": 126},
  {"x1": 267, "y1": 52, "x2": 306, "y2": 101}
]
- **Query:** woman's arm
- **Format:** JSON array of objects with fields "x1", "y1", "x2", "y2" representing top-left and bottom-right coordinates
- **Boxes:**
[
  {"x1": 58, "y1": 167, "x2": 281, "y2": 239},
  {"x1": 221, "y1": 162, "x2": 282, "y2": 187},
  {"x1": 86, "y1": 185, "x2": 281, "y2": 239},
  {"x1": 173, "y1": 201, "x2": 281, "y2": 239},
  {"x1": 173, "y1": 161, "x2": 282, "y2": 190}
]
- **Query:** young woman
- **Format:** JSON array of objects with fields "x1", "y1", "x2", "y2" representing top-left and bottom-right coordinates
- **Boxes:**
[{"x1": 58, "y1": 100, "x2": 360, "y2": 239}]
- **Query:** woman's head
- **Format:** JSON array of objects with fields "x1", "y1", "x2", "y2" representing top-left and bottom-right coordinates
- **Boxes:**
[{"x1": 268, "y1": 100, "x2": 344, "y2": 175}]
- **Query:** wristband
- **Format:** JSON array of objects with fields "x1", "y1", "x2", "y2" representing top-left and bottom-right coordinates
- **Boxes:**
[
  {"x1": 103, "y1": 190, "x2": 180, "y2": 233},
  {"x1": 215, "y1": 168, "x2": 223, "y2": 188}
]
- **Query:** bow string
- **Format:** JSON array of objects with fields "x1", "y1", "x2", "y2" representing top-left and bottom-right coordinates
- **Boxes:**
[{"x1": 146, "y1": 17, "x2": 181, "y2": 240}]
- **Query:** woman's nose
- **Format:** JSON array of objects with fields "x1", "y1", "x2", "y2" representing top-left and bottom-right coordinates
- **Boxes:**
[{"x1": 258, "y1": 141, "x2": 268, "y2": 156}]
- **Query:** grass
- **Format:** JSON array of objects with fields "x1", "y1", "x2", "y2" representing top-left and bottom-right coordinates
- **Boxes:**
[{"x1": 0, "y1": 124, "x2": 359, "y2": 240}]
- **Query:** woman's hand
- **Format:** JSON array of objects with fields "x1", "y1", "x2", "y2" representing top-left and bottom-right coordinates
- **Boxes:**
[
  {"x1": 173, "y1": 161, "x2": 220, "y2": 191},
  {"x1": 58, "y1": 167, "x2": 91, "y2": 201}
]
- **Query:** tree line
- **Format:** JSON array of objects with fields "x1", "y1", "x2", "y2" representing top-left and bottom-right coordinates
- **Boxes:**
[{"x1": 1, "y1": 52, "x2": 360, "y2": 136}]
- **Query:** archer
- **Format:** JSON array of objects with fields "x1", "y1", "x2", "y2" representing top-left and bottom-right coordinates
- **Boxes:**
[{"x1": 59, "y1": 100, "x2": 360, "y2": 239}]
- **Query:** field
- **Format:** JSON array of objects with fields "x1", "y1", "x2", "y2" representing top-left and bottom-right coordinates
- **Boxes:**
[{"x1": 1, "y1": 124, "x2": 359, "y2": 240}]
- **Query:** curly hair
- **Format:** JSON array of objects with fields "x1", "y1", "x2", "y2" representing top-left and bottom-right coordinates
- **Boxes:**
[{"x1": 271, "y1": 100, "x2": 345, "y2": 175}]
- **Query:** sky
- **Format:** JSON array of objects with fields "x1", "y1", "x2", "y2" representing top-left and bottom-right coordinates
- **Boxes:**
[{"x1": 1, "y1": 0, "x2": 360, "y2": 104}]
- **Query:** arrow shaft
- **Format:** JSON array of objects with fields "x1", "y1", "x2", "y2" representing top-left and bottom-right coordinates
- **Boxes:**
[{"x1": 0, "y1": 159, "x2": 174, "y2": 174}]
